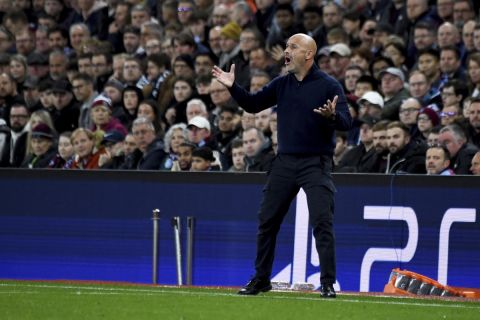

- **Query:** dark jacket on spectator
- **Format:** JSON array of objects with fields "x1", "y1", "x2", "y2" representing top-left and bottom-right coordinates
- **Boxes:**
[
  {"x1": 386, "y1": 141, "x2": 428, "y2": 174},
  {"x1": 451, "y1": 143, "x2": 479, "y2": 175}
]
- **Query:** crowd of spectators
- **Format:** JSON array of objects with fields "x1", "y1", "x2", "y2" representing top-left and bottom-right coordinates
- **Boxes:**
[{"x1": 0, "y1": 0, "x2": 479, "y2": 175}]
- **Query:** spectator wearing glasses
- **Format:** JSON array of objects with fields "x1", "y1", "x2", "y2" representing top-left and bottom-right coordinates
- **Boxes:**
[{"x1": 417, "y1": 106, "x2": 440, "y2": 142}]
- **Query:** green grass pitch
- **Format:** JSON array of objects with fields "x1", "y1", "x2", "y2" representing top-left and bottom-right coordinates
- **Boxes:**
[{"x1": 1, "y1": 280, "x2": 479, "y2": 320}]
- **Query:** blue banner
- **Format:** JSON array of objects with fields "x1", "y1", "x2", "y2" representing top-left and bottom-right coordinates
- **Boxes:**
[{"x1": 0, "y1": 170, "x2": 478, "y2": 292}]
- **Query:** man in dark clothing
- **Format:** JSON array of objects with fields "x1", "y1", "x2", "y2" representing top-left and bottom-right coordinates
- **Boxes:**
[
  {"x1": 385, "y1": 121, "x2": 427, "y2": 174},
  {"x1": 242, "y1": 127, "x2": 274, "y2": 172},
  {"x1": 438, "y1": 123, "x2": 479, "y2": 174},
  {"x1": 130, "y1": 117, "x2": 166, "y2": 170},
  {"x1": 49, "y1": 79, "x2": 80, "y2": 134},
  {"x1": 212, "y1": 33, "x2": 352, "y2": 298}
]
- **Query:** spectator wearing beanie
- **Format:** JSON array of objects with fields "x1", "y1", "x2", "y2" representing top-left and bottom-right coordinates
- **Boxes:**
[
  {"x1": 90, "y1": 95, "x2": 128, "y2": 136},
  {"x1": 218, "y1": 22, "x2": 242, "y2": 69},
  {"x1": 417, "y1": 106, "x2": 441, "y2": 142}
]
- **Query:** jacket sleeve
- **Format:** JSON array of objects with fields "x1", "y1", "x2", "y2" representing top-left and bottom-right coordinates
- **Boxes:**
[
  {"x1": 228, "y1": 80, "x2": 278, "y2": 113},
  {"x1": 329, "y1": 82, "x2": 353, "y2": 131}
]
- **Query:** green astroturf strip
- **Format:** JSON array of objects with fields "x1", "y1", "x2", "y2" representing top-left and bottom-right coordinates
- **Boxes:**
[{"x1": 0, "y1": 281, "x2": 479, "y2": 320}]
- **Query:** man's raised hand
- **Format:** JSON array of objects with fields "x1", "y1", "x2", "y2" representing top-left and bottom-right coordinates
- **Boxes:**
[
  {"x1": 212, "y1": 64, "x2": 235, "y2": 88},
  {"x1": 313, "y1": 95, "x2": 338, "y2": 119}
]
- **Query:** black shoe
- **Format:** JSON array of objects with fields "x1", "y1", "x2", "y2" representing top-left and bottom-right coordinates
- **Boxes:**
[
  {"x1": 238, "y1": 278, "x2": 272, "y2": 295},
  {"x1": 320, "y1": 284, "x2": 336, "y2": 298}
]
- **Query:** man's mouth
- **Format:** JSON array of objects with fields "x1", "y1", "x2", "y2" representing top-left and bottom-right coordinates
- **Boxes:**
[{"x1": 285, "y1": 56, "x2": 291, "y2": 65}]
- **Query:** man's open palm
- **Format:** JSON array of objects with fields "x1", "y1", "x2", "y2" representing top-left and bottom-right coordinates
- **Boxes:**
[{"x1": 212, "y1": 64, "x2": 235, "y2": 88}]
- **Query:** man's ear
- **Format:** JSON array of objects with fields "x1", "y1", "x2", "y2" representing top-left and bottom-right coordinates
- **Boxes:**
[{"x1": 305, "y1": 49, "x2": 314, "y2": 61}]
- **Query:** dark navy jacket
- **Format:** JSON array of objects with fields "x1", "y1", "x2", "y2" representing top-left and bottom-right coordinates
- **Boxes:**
[{"x1": 229, "y1": 64, "x2": 352, "y2": 156}]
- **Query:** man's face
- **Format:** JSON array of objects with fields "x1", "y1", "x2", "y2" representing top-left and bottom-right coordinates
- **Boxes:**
[
  {"x1": 48, "y1": 31, "x2": 67, "y2": 50},
  {"x1": 186, "y1": 104, "x2": 206, "y2": 122},
  {"x1": 241, "y1": 111, "x2": 255, "y2": 130},
  {"x1": 453, "y1": 1, "x2": 474, "y2": 27},
  {"x1": 440, "y1": 105, "x2": 460, "y2": 126},
  {"x1": 414, "y1": 28, "x2": 435, "y2": 50},
  {"x1": 399, "y1": 99, "x2": 421, "y2": 126},
  {"x1": 345, "y1": 69, "x2": 362, "y2": 92},
  {"x1": 426, "y1": 147, "x2": 450, "y2": 174},
  {"x1": 9, "y1": 106, "x2": 29, "y2": 132},
  {"x1": 131, "y1": 10, "x2": 149, "y2": 28},
  {"x1": 406, "y1": 0, "x2": 427, "y2": 21},
  {"x1": 359, "y1": 124, "x2": 373, "y2": 145},
  {"x1": 249, "y1": 49, "x2": 267, "y2": 70},
  {"x1": 70, "y1": 26, "x2": 88, "y2": 51},
  {"x1": 303, "y1": 11, "x2": 321, "y2": 31},
  {"x1": 177, "y1": 146, "x2": 193, "y2": 170},
  {"x1": 255, "y1": 108, "x2": 272, "y2": 133},
  {"x1": 103, "y1": 86, "x2": 121, "y2": 103},
  {"x1": 250, "y1": 75, "x2": 269, "y2": 93},
  {"x1": 173, "y1": 80, "x2": 193, "y2": 102},
  {"x1": 218, "y1": 111, "x2": 235, "y2": 133},
  {"x1": 436, "y1": 0, "x2": 453, "y2": 20},
  {"x1": 408, "y1": 73, "x2": 429, "y2": 98},
  {"x1": 462, "y1": 20, "x2": 476, "y2": 51},
  {"x1": 15, "y1": 31, "x2": 35, "y2": 55},
  {"x1": 123, "y1": 134, "x2": 137, "y2": 155},
  {"x1": 387, "y1": 127, "x2": 409, "y2": 154},
  {"x1": 78, "y1": 58, "x2": 92, "y2": 76},
  {"x1": 440, "y1": 50, "x2": 460, "y2": 74},
  {"x1": 0, "y1": 74, "x2": 15, "y2": 97},
  {"x1": 470, "y1": 153, "x2": 480, "y2": 175},
  {"x1": 232, "y1": 146, "x2": 245, "y2": 170},
  {"x1": 145, "y1": 39, "x2": 161, "y2": 56},
  {"x1": 322, "y1": 4, "x2": 341, "y2": 28},
  {"x1": 242, "y1": 129, "x2": 262, "y2": 157},
  {"x1": 441, "y1": 85, "x2": 461, "y2": 108},
  {"x1": 123, "y1": 32, "x2": 140, "y2": 54},
  {"x1": 72, "y1": 79, "x2": 91, "y2": 102},
  {"x1": 49, "y1": 54, "x2": 67, "y2": 80},
  {"x1": 381, "y1": 73, "x2": 403, "y2": 97},
  {"x1": 418, "y1": 54, "x2": 439, "y2": 78},
  {"x1": 123, "y1": 60, "x2": 142, "y2": 82},
  {"x1": 187, "y1": 126, "x2": 209, "y2": 144},
  {"x1": 132, "y1": 123, "x2": 156, "y2": 153},
  {"x1": 52, "y1": 91, "x2": 73, "y2": 109},
  {"x1": 209, "y1": 80, "x2": 230, "y2": 106},
  {"x1": 437, "y1": 24, "x2": 458, "y2": 48},
  {"x1": 195, "y1": 55, "x2": 213, "y2": 77},
  {"x1": 284, "y1": 35, "x2": 310, "y2": 75},
  {"x1": 275, "y1": 9, "x2": 294, "y2": 30},
  {"x1": 373, "y1": 130, "x2": 388, "y2": 154},
  {"x1": 468, "y1": 102, "x2": 480, "y2": 131},
  {"x1": 191, "y1": 156, "x2": 210, "y2": 171},
  {"x1": 438, "y1": 130, "x2": 463, "y2": 157},
  {"x1": 92, "y1": 55, "x2": 110, "y2": 77}
]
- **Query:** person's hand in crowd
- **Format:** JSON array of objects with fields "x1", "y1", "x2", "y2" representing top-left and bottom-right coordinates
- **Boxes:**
[
  {"x1": 269, "y1": 45, "x2": 285, "y2": 63},
  {"x1": 212, "y1": 64, "x2": 235, "y2": 88},
  {"x1": 314, "y1": 95, "x2": 338, "y2": 119},
  {"x1": 109, "y1": 22, "x2": 119, "y2": 34},
  {"x1": 98, "y1": 149, "x2": 112, "y2": 167}
]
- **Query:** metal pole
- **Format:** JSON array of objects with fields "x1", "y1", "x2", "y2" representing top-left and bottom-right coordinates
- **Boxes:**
[
  {"x1": 171, "y1": 216, "x2": 183, "y2": 285},
  {"x1": 186, "y1": 216, "x2": 195, "y2": 285},
  {"x1": 152, "y1": 209, "x2": 160, "y2": 285}
]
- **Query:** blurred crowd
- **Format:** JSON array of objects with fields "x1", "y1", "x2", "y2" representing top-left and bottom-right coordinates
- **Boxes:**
[{"x1": 0, "y1": 0, "x2": 479, "y2": 175}]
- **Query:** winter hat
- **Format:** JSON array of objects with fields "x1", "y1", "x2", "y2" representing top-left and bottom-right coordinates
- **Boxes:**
[
  {"x1": 192, "y1": 146, "x2": 215, "y2": 162},
  {"x1": 220, "y1": 22, "x2": 242, "y2": 41},
  {"x1": 31, "y1": 123, "x2": 54, "y2": 139},
  {"x1": 419, "y1": 106, "x2": 440, "y2": 126},
  {"x1": 91, "y1": 95, "x2": 113, "y2": 112}
]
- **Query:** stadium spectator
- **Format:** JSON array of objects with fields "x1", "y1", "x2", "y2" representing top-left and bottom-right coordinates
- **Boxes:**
[
  {"x1": 470, "y1": 151, "x2": 480, "y2": 175},
  {"x1": 48, "y1": 131, "x2": 74, "y2": 169},
  {"x1": 467, "y1": 98, "x2": 480, "y2": 147},
  {"x1": 385, "y1": 121, "x2": 427, "y2": 173},
  {"x1": 191, "y1": 146, "x2": 218, "y2": 171},
  {"x1": 425, "y1": 144, "x2": 454, "y2": 175},
  {"x1": 242, "y1": 127, "x2": 274, "y2": 172},
  {"x1": 438, "y1": 123, "x2": 479, "y2": 174},
  {"x1": 49, "y1": 79, "x2": 80, "y2": 134},
  {"x1": 129, "y1": 117, "x2": 166, "y2": 170},
  {"x1": 90, "y1": 97, "x2": 127, "y2": 136},
  {"x1": 416, "y1": 107, "x2": 440, "y2": 142},
  {"x1": 161, "y1": 123, "x2": 187, "y2": 170},
  {"x1": 379, "y1": 67, "x2": 409, "y2": 121},
  {"x1": 72, "y1": 73, "x2": 98, "y2": 129},
  {"x1": 21, "y1": 123, "x2": 56, "y2": 168},
  {"x1": 171, "y1": 141, "x2": 194, "y2": 171},
  {"x1": 228, "y1": 138, "x2": 245, "y2": 172}
]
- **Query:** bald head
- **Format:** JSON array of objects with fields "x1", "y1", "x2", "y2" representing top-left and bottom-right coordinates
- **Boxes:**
[{"x1": 290, "y1": 33, "x2": 317, "y2": 57}]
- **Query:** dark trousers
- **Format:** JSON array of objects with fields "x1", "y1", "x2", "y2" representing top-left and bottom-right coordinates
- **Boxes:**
[{"x1": 254, "y1": 154, "x2": 336, "y2": 285}]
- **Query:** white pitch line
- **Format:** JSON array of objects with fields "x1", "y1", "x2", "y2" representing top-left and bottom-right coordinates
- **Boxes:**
[{"x1": 1, "y1": 283, "x2": 479, "y2": 309}]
